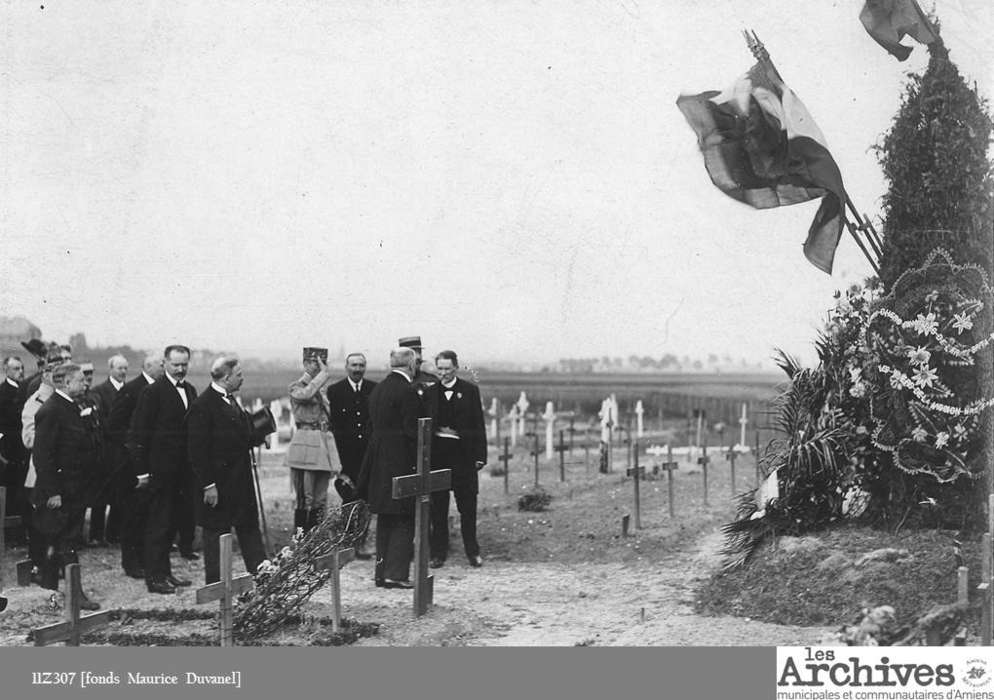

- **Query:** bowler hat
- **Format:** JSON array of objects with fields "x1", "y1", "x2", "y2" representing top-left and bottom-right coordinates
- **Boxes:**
[
  {"x1": 20, "y1": 338, "x2": 47, "y2": 358},
  {"x1": 303, "y1": 347, "x2": 328, "y2": 362},
  {"x1": 398, "y1": 336, "x2": 423, "y2": 349},
  {"x1": 80, "y1": 362, "x2": 94, "y2": 373}
]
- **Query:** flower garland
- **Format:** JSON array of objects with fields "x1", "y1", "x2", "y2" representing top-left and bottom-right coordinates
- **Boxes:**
[{"x1": 861, "y1": 249, "x2": 994, "y2": 483}]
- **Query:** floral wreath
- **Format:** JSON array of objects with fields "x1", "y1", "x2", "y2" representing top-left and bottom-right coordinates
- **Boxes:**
[{"x1": 862, "y1": 248, "x2": 994, "y2": 483}]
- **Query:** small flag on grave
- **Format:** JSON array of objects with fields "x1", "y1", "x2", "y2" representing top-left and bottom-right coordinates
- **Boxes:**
[
  {"x1": 676, "y1": 56, "x2": 847, "y2": 274},
  {"x1": 859, "y1": 0, "x2": 938, "y2": 62}
]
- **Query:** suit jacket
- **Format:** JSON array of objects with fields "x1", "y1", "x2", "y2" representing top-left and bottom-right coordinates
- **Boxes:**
[
  {"x1": 127, "y1": 376, "x2": 197, "y2": 483},
  {"x1": 0, "y1": 378, "x2": 25, "y2": 465},
  {"x1": 107, "y1": 374, "x2": 152, "y2": 482},
  {"x1": 187, "y1": 387, "x2": 258, "y2": 530},
  {"x1": 32, "y1": 392, "x2": 98, "y2": 503},
  {"x1": 426, "y1": 378, "x2": 487, "y2": 489},
  {"x1": 327, "y1": 377, "x2": 376, "y2": 479},
  {"x1": 356, "y1": 371, "x2": 420, "y2": 515},
  {"x1": 91, "y1": 379, "x2": 119, "y2": 424}
]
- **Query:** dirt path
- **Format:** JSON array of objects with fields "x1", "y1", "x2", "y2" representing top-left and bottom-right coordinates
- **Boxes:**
[{"x1": 309, "y1": 529, "x2": 829, "y2": 646}]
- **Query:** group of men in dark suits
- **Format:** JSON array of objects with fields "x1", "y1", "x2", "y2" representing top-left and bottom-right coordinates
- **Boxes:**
[{"x1": 356, "y1": 337, "x2": 488, "y2": 589}]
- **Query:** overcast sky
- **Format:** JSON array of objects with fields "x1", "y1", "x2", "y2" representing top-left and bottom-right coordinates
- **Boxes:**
[{"x1": 2, "y1": 1, "x2": 992, "y2": 368}]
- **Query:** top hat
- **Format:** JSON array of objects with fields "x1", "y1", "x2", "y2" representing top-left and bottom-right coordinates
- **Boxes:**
[
  {"x1": 249, "y1": 406, "x2": 277, "y2": 448},
  {"x1": 398, "y1": 336, "x2": 423, "y2": 349},
  {"x1": 302, "y1": 347, "x2": 328, "y2": 362},
  {"x1": 20, "y1": 338, "x2": 47, "y2": 358}
]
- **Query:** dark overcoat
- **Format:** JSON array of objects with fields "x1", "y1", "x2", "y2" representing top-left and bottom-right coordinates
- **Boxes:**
[
  {"x1": 127, "y1": 377, "x2": 196, "y2": 486},
  {"x1": 186, "y1": 387, "x2": 259, "y2": 531},
  {"x1": 356, "y1": 371, "x2": 420, "y2": 515}
]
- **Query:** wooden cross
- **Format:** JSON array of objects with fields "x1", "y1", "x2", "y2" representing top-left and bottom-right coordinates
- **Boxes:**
[
  {"x1": 195, "y1": 533, "x2": 255, "y2": 647},
  {"x1": 32, "y1": 564, "x2": 112, "y2": 646},
  {"x1": 498, "y1": 436, "x2": 511, "y2": 495},
  {"x1": 555, "y1": 430, "x2": 569, "y2": 482},
  {"x1": 314, "y1": 547, "x2": 355, "y2": 633},
  {"x1": 725, "y1": 446, "x2": 738, "y2": 493},
  {"x1": 660, "y1": 446, "x2": 679, "y2": 518},
  {"x1": 391, "y1": 417, "x2": 451, "y2": 617},
  {"x1": 567, "y1": 415, "x2": 576, "y2": 453},
  {"x1": 626, "y1": 441, "x2": 645, "y2": 529},
  {"x1": 697, "y1": 444, "x2": 710, "y2": 506}
]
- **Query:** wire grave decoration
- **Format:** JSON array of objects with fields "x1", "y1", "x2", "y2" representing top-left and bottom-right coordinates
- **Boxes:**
[
  {"x1": 233, "y1": 499, "x2": 370, "y2": 641},
  {"x1": 863, "y1": 247, "x2": 994, "y2": 484}
]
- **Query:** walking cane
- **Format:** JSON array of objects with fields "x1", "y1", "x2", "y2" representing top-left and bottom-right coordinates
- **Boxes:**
[{"x1": 250, "y1": 446, "x2": 273, "y2": 557}]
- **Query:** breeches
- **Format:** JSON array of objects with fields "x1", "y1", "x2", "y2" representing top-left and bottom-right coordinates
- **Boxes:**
[{"x1": 291, "y1": 469, "x2": 329, "y2": 510}]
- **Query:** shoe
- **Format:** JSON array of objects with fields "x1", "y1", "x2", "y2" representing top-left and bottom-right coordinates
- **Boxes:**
[
  {"x1": 382, "y1": 579, "x2": 414, "y2": 589},
  {"x1": 468, "y1": 555, "x2": 483, "y2": 568},
  {"x1": 147, "y1": 579, "x2": 176, "y2": 594},
  {"x1": 180, "y1": 551, "x2": 200, "y2": 561},
  {"x1": 374, "y1": 578, "x2": 385, "y2": 588},
  {"x1": 166, "y1": 575, "x2": 192, "y2": 587},
  {"x1": 429, "y1": 557, "x2": 445, "y2": 569},
  {"x1": 79, "y1": 595, "x2": 100, "y2": 611},
  {"x1": 123, "y1": 568, "x2": 146, "y2": 579}
]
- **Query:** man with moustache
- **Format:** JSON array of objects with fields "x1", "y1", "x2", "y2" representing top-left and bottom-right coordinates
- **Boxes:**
[
  {"x1": 187, "y1": 355, "x2": 266, "y2": 585},
  {"x1": 0, "y1": 356, "x2": 27, "y2": 544},
  {"x1": 327, "y1": 352, "x2": 376, "y2": 558},
  {"x1": 128, "y1": 345, "x2": 196, "y2": 594},
  {"x1": 356, "y1": 347, "x2": 421, "y2": 589},
  {"x1": 109, "y1": 354, "x2": 163, "y2": 579},
  {"x1": 91, "y1": 354, "x2": 129, "y2": 544},
  {"x1": 31, "y1": 363, "x2": 100, "y2": 608},
  {"x1": 426, "y1": 350, "x2": 487, "y2": 569}
]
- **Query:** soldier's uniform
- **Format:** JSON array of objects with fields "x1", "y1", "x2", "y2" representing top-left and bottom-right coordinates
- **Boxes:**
[{"x1": 285, "y1": 347, "x2": 339, "y2": 532}]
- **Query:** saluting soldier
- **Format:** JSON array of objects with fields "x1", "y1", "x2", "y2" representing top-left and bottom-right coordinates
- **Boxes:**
[
  {"x1": 285, "y1": 347, "x2": 339, "y2": 533},
  {"x1": 31, "y1": 362, "x2": 100, "y2": 608}
]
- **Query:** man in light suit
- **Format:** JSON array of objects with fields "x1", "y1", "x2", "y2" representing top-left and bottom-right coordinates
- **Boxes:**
[
  {"x1": 128, "y1": 345, "x2": 196, "y2": 594},
  {"x1": 187, "y1": 355, "x2": 265, "y2": 585},
  {"x1": 426, "y1": 350, "x2": 487, "y2": 568}
]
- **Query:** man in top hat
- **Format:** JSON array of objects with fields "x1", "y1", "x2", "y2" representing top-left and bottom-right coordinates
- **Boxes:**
[
  {"x1": 425, "y1": 350, "x2": 488, "y2": 569},
  {"x1": 128, "y1": 344, "x2": 197, "y2": 594},
  {"x1": 356, "y1": 347, "x2": 421, "y2": 588},
  {"x1": 31, "y1": 362, "x2": 100, "y2": 608},
  {"x1": 187, "y1": 355, "x2": 266, "y2": 585},
  {"x1": 285, "y1": 347, "x2": 339, "y2": 533},
  {"x1": 0, "y1": 356, "x2": 27, "y2": 544},
  {"x1": 327, "y1": 352, "x2": 376, "y2": 557},
  {"x1": 91, "y1": 354, "x2": 128, "y2": 544}
]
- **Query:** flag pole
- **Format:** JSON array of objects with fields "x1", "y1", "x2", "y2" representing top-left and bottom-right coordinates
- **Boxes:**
[{"x1": 745, "y1": 30, "x2": 882, "y2": 275}]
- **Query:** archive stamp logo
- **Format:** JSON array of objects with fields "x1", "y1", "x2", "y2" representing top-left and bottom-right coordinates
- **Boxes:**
[{"x1": 961, "y1": 658, "x2": 990, "y2": 689}]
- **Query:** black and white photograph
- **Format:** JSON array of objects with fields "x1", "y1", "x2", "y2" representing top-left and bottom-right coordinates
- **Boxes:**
[{"x1": 1, "y1": 0, "x2": 993, "y2": 675}]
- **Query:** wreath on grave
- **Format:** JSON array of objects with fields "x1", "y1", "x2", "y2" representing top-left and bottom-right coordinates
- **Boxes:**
[
  {"x1": 232, "y1": 499, "x2": 370, "y2": 641},
  {"x1": 863, "y1": 248, "x2": 994, "y2": 484}
]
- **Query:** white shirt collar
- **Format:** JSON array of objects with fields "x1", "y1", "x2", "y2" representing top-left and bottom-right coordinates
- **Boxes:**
[
  {"x1": 391, "y1": 369, "x2": 413, "y2": 383},
  {"x1": 55, "y1": 389, "x2": 73, "y2": 402},
  {"x1": 348, "y1": 378, "x2": 362, "y2": 391},
  {"x1": 142, "y1": 371, "x2": 156, "y2": 384},
  {"x1": 5, "y1": 378, "x2": 18, "y2": 388},
  {"x1": 110, "y1": 377, "x2": 124, "y2": 391},
  {"x1": 166, "y1": 374, "x2": 181, "y2": 387},
  {"x1": 211, "y1": 382, "x2": 230, "y2": 401},
  {"x1": 442, "y1": 379, "x2": 457, "y2": 390}
]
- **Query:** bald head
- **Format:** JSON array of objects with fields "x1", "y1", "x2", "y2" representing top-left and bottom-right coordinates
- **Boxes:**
[{"x1": 107, "y1": 354, "x2": 129, "y2": 383}]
